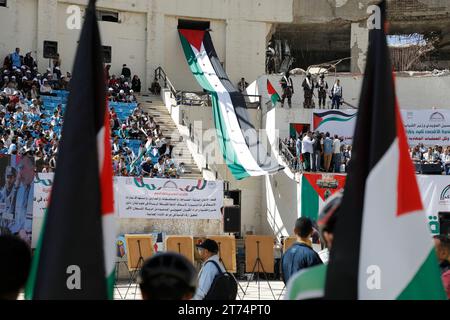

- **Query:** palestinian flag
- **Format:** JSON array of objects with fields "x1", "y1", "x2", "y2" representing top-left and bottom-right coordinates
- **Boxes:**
[
  {"x1": 178, "y1": 29, "x2": 283, "y2": 180},
  {"x1": 300, "y1": 173, "x2": 346, "y2": 221},
  {"x1": 325, "y1": 1, "x2": 446, "y2": 300},
  {"x1": 267, "y1": 79, "x2": 281, "y2": 107},
  {"x1": 312, "y1": 110, "x2": 357, "y2": 131},
  {"x1": 25, "y1": 0, "x2": 115, "y2": 299}
]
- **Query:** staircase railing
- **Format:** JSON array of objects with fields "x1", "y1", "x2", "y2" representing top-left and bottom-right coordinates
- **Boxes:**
[
  {"x1": 279, "y1": 138, "x2": 302, "y2": 173},
  {"x1": 154, "y1": 67, "x2": 262, "y2": 108},
  {"x1": 154, "y1": 67, "x2": 177, "y2": 97}
]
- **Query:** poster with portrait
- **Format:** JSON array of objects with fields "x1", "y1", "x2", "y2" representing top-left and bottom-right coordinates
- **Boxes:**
[{"x1": 0, "y1": 155, "x2": 35, "y2": 247}]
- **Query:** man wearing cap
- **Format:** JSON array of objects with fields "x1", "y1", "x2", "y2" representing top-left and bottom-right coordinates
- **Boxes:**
[{"x1": 193, "y1": 239, "x2": 226, "y2": 300}]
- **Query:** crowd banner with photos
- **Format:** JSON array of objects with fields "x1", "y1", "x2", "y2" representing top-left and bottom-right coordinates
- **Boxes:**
[
  {"x1": 312, "y1": 109, "x2": 450, "y2": 145},
  {"x1": 34, "y1": 175, "x2": 224, "y2": 220},
  {"x1": 0, "y1": 155, "x2": 35, "y2": 247}
]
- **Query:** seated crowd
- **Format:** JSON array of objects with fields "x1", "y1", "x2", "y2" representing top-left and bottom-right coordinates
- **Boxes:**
[
  {"x1": 1, "y1": 49, "x2": 182, "y2": 179},
  {"x1": 410, "y1": 144, "x2": 450, "y2": 175},
  {"x1": 283, "y1": 133, "x2": 450, "y2": 175}
]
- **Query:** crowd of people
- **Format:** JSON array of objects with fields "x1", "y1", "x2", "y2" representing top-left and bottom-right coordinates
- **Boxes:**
[
  {"x1": 283, "y1": 134, "x2": 450, "y2": 175},
  {"x1": 410, "y1": 144, "x2": 450, "y2": 175},
  {"x1": 0, "y1": 48, "x2": 183, "y2": 179},
  {"x1": 282, "y1": 132, "x2": 352, "y2": 173},
  {"x1": 278, "y1": 72, "x2": 344, "y2": 109}
]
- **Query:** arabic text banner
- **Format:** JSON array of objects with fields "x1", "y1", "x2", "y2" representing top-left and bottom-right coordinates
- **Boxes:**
[
  {"x1": 312, "y1": 109, "x2": 450, "y2": 145},
  {"x1": 117, "y1": 177, "x2": 223, "y2": 219},
  {"x1": 401, "y1": 109, "x2": 450, "y2": 145},
  {"x1": 416, "y1": 175, "x2": 450, "y2": 236},
  {"x1": 34, "y1": 175, "x2": 224, "y2": 220}
]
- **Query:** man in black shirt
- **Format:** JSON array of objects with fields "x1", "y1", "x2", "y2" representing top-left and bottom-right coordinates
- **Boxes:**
[{"x1": 121, "y1": 64, "x2": 131, "y2": 82}]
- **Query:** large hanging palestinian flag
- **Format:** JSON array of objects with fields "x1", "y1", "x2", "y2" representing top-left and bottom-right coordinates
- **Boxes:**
[{"x1": 178, "y1": 29, "x2": 283, "y2": 180}]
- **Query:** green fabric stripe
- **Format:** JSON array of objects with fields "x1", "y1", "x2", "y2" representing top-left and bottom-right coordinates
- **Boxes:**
[
  {"x1": 179, "y1": 33, "x2": 249, "y2": 180},
  {"x1": 106, "y1": 270, "x2": 115, "y2": 300},
  {"x1": 271, "y1": 93, "x2": 280, "y2": 106},
  {"x1": 397, "y1": 248, "x2": 447, "y2": 300},
  {"x1": 24, "y1": 210, "x2": 48, "y2": 300},
  {"x1": 301, "y1": 176, "x2": 319, "y2": 221},
  {"x1": 288, "y1": 264, "x2": 326, "y2": 300}
]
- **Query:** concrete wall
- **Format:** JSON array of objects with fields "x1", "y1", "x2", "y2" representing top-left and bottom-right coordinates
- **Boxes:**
[
  {"x1": 0, "y1": 0, "x2": 38, "y2": 61},
  {"x1": 1, "y1": 0, "x2": 293, "y2": 94},
  {"x1": 56, "y1": 3, "x2": 147, "y2": 82}
]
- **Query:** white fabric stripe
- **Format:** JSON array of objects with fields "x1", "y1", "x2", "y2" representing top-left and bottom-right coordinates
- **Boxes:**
[
  {"x1": 358, "y1": 139, "x2": 433, "y2": 299},
  {"x1": 97, "y1": 127, "x2": 105, "y2": 173},
  {"x1": 97, "y1": 126, "x2": 115, "y2": 276},
  {"x1": 102, "y1": 214, "x2": 116, "y2": 275},
  {"x1": 192, "y1": 44, "x2": 266, "y2": 175}
]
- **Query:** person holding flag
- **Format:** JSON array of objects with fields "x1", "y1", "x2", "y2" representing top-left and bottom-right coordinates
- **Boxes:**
[
  {"x1": 324, "y1": 0, "x2": 446, "y2": 300},
  {"x1": 25, "y1": 0, "x2": 115, "y2": 299}
]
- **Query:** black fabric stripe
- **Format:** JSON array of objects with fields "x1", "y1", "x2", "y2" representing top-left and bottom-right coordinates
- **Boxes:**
[
  {"x1": 33, "y1": 0, "x2": 107, "y2": 299},
  {"x1": 202, "y1": 32, "x2": 283, "y2": 172},
  {"x1": 325, "y1": 1, "x2": 397, "y2": 299}
]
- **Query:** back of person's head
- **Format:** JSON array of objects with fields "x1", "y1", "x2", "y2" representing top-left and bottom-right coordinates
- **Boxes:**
[
  {"x1": 0, "y1": 235, "x2": 31, "y2": 300},
  {"x1": 294, "y1": 217, "x2": 314, "y2": 239},
  {"x1": 318, "y1": 191, "x2": 343, "y2": 248},
  {"x1": 138, "y1": 252, "x2": 197, "y2": 300}
]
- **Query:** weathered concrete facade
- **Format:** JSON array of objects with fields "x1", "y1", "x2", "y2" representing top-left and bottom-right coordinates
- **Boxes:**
[{"x1": 274, "y1": 0, "x2": 450, "y2": 73}]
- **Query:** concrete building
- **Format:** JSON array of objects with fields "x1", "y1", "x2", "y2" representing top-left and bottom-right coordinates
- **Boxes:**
[{"x1": 2, "y1": 0, "x2": 450, "y2": 241}]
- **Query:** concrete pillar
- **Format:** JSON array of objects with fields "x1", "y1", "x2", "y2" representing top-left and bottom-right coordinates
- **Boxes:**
[
  {"x1": 225, "y1": 19, "x2": 267, "y2": 85},
  {"x1": 146, "y1": 1, "x2": 164, "y2": 92},
  {"x1": 37, "y1": 0, "x2": 58, "y2": 73},
  {"x1": 350, "y1": 21, "x2": 369, "y2": 74}
]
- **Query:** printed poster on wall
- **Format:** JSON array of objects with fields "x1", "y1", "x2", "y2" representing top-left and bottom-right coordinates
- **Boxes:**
[{"x1": 0, "y1": 155, "x2": 35, "y2": 247}]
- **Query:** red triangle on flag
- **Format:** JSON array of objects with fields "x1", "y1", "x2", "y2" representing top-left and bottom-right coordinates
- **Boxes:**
[{"x1": 179, "y1": 29, "x2": 206, "y2": 52}]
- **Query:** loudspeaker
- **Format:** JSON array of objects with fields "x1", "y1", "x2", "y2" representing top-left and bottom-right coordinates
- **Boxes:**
[
  {"x1": 439, "y1": 212, "x2": 450, "y2": 236},
  {"x1": 223, "y1": 206, "x2": 241, "y2": 233},
  {"x1": 224, "y1": 190, "x2": 241, "y2": 206},
  {"x1": 102, "y1": 46, "x2": 112, "y2": 63},
  {"x1": 43, "y1": 41, "x2": 58, "y2": 59}
]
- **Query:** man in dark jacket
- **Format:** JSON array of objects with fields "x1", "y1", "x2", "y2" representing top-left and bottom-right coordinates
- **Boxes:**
[
  {"x1": 281, "y1": 217, "x2": 323, "y2": 284},
  {"x1": 121, "y1": 64, "x2": 131, "y2": 82}
]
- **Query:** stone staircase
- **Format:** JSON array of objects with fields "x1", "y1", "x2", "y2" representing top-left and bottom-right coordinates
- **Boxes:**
[{"x1": 138, "y1": 93, "x2": 202, "y2": 179}]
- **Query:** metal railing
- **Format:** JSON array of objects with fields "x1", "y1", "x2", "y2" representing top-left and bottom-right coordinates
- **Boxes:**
[
  {"x1": 154, "y1": 67, "x2": 262, "y2": 108},
  {"x1": 154, "y1": 67, "x2": 177, "y2": 97},
  {"x1": 279, "y1": 138, "x2": 302, "y2": 173}
]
